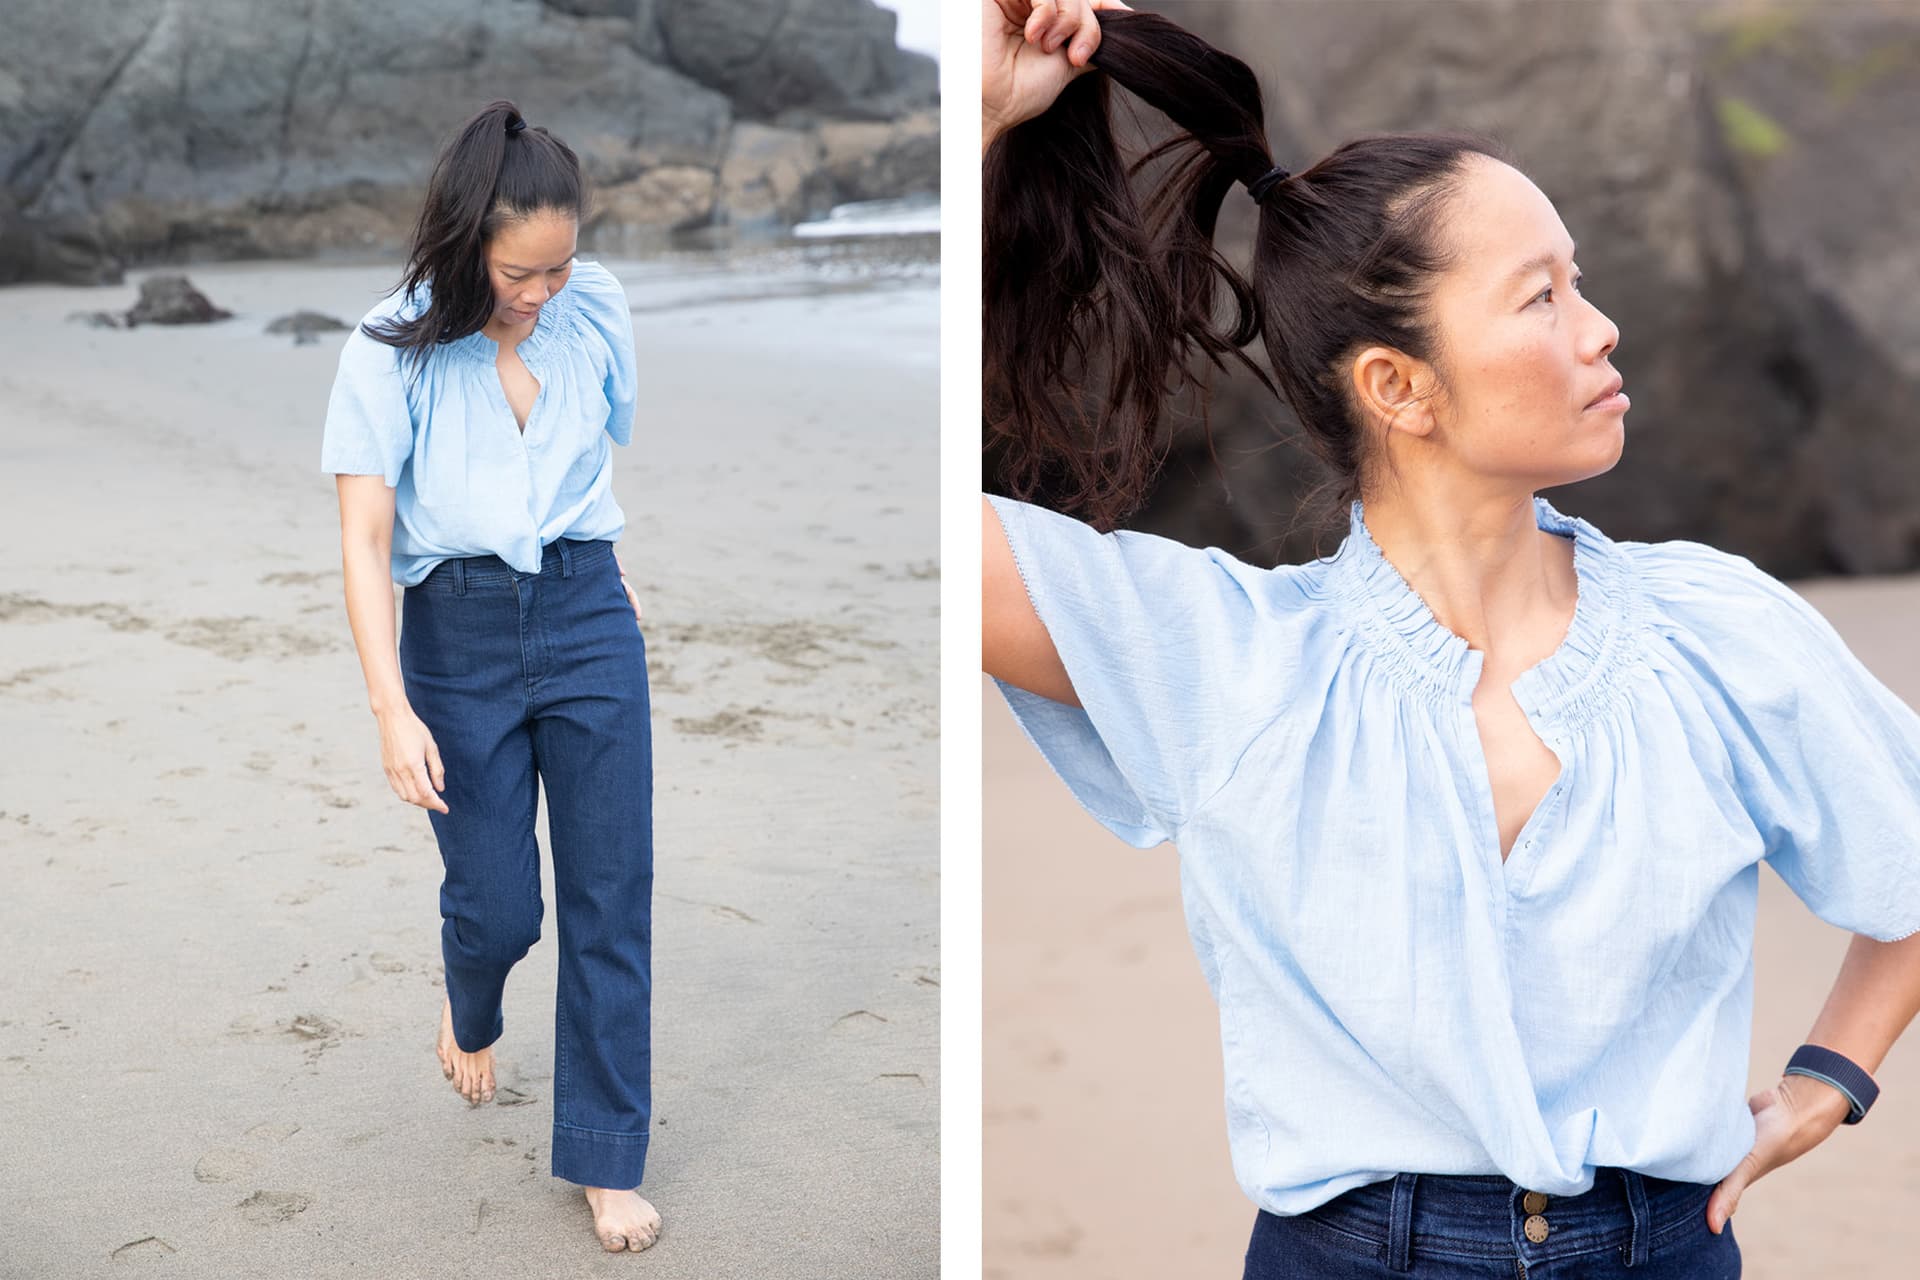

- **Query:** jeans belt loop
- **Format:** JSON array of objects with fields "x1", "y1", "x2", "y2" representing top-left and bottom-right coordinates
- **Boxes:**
[
  {"x1": 1619, "y1": 1168, "x2": 1650, "y2": 1266},
  {"x1": 1386, "y1": 1172, "x2": 1417, "y2": 1272}
]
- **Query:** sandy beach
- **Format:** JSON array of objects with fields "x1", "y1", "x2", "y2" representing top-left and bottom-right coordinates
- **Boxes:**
[
  {"x1": 0, "y1": 247, "x2": 938, "y2": 1278},
  {"x1": 984, "y1": 572, "x2": 1920, "y2": 1278}
]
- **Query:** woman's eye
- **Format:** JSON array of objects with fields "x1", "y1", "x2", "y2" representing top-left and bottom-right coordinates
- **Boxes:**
[
  {"x1": 1534, "y1": 274, "x2": 1584, "y2": 305},
  {"x1": 506, "y1": 264, "x2": 570, "y2": 283}
]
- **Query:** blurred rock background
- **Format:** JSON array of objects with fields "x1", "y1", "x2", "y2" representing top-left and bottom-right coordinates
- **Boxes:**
[
  {"x1": 985, "y1": 0, "x2": 1920, "y2": 578},
  {"x1": 0, "y1": 0, "x2": 938, "y2": 283}
]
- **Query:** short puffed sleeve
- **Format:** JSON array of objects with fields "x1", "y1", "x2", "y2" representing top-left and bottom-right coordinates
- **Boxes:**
[
  {"x1": 986, "y1": 493, "x2": 1304, "y2": 849},
  {"x1": 567, "y1": 259, "x2": 637, "y2": 446},
  {"x1": 319, "y1": 319, "x2": 417, "y2": 487},
  {"x1": 1638, "y1": 539, "x2": 1920, "y2": 942}
]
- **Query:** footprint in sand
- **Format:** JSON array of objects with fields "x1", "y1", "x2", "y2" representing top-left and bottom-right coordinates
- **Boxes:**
[
  {"x1": 235, "y1": 1190, "x2": 312, "y2": 1225},
  {"x1": 109, "y1": 1236, "x2": 177, "y2": 1262},
  {"x1": 226, "y1": 1012, "x2": 350, "y2": 1063},
  {"x1": 306, "y1": 784, "x2": 357, "y2": 809},
  {"x1": 468, "y1": 1135, "x2": 523, "y2": 1156},
  {"x1": 830, "y1": 1009, "x2": 891, "y2": 1033},
  {"x1": 276, "y1": 881, "x2": 334, "y2": 906},
  {"x1": 193, "y1": 1149, "x2": 260, "y2": 1184},
  {"x1": 244, "y1": 1122, "x2": 301, "y2": 1143}
]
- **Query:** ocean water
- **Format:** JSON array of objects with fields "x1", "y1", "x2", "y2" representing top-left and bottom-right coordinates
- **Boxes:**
[{"x1": 793, "y1": 194, "x2": 941, "y2": 239}]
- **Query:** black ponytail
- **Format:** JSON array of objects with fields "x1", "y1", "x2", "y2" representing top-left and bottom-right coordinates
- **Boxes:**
[
  {"x1": 984, "y1": 11, "x2": 1514, "y2": 537},
  {"x1": 363, "y1": 99, "x2": 591, "y2": 386}
]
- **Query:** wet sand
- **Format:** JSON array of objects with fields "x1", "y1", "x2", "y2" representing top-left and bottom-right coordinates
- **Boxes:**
[
  {"x1": 984, "y1": 574, "x2": 1920, "y2": 1278},
  {"x1": 0, "y1": 249, "x2": 938, "y2": 1277}
]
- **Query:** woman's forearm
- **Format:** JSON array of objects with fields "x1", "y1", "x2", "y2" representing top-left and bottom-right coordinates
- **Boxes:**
[
  {"x1": 1800, "y1": 929, "x2": 1920, "y2": 1095},
  {"x1": 340, "y1": 536, "x2": 408, "y2": 717}
]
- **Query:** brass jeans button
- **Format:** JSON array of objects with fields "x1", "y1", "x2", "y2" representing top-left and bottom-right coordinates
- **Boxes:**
[
  {"x1": 1522, "y1": 1191, "x2": 1549, "y2": 1215},
  {"x1": 1524, "y1": 1213, "x2": 1551, "y2": 1243}
]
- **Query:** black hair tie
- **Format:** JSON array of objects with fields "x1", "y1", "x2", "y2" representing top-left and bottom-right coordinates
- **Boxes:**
[
  {"x1": 506, "y1": 117, "x2": 528, "y2": 136},
  {"x1": 1246, "y1": 163, "x2": 1291, "y2": 202}
]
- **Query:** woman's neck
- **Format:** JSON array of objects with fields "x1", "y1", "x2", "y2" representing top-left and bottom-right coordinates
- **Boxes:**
[{"x1": 1360, "y1": 487, "x2": 1575, "y2": 660}]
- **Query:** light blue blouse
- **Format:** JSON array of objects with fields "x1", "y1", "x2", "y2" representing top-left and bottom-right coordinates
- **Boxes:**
[
  {"x1": 988, "y1": 491, "x2": 1920, "y2": 1216},
  {"x1": 319, "y1": 258, "x2": 637, "y2": 586}
]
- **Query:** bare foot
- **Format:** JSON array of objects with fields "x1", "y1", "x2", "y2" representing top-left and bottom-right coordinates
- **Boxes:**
[
  {"x1": 582, "y1": 1186, "x2": 662, "y2": 1252},
  {"x1": 435, "y1": 995, "x2": 494, "y2": 1104}
]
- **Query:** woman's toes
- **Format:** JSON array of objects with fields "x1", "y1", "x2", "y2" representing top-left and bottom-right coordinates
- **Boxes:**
[{"x1": 601, "y1": 1232, "x2": 627, "y2": 1252}]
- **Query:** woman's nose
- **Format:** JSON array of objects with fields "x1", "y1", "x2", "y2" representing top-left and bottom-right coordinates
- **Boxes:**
[{"x1": 1586, "y1": 301, "x2": 1619, "y2": 358}]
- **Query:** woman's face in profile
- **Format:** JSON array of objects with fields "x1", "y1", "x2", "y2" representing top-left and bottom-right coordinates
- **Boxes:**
[
  {"x1": 1411, "y1": 157, "x2": 1628, "y2": 489},
  {"x1": 484, "y1": 210, "x2": 578, "y2": 326}
]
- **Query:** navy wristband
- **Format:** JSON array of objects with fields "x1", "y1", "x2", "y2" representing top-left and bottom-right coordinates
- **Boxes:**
[{"x1": 1784, "y1": 1043, "x2": 1878, "y2": 1124}]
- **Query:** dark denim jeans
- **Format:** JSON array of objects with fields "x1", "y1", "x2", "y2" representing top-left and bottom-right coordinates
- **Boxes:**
[
  {"x1": 398, "y1": 536, "x2": 653, "y2": 1190},
  {"x1": 1243, "y1": 1169, "x2": 1740, "y2": 1279}
]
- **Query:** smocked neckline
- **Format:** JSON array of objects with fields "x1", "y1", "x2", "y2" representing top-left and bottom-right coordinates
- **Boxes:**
[
  {"x1": 1329, "y1": 494, "x2": 1638, "y2": 724},
  {"x1": 441, "y1": 277, "x2": 581, "y2": 367},
  {"x1": 391, "y1": 264, "x2": 591, "y2": 368}
]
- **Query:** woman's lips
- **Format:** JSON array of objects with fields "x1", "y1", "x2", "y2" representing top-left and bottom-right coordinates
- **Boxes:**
[{"x1": 1585, "y1": 391, "x2": 1629, "y2": 412}]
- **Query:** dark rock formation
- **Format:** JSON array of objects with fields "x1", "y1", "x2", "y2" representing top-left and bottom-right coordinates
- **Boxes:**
[
  {"x1": 65, "y1": 273, "x2": 234, "y2": 327},
  {"x1": 123, "y1": 274, "x2": 232, "y2": 324},
  {"x1": 657, "y1": 0, "x2": 936, "y2": 120},
  {"x1": 0, "y1": 0, "x2": 938, "y2": 286},
  {"x1": 266, "y1": 310, "x2": 352, "y2": 344}
]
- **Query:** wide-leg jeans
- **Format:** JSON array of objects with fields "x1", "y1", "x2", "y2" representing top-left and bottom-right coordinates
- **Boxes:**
[{"x1": 398, "y1": 535, "x2": 653, "y2": 1189}]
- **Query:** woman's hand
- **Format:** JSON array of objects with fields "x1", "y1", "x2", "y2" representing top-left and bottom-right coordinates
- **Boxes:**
[
  {"x1": 982, "y1": 0, "x2": 1131, "y2": 151},
  {"x1": 1706, "y1": 1073, "x2": 1854, "y2": 1233},
  {"x1": 614, "y1": 550, "x2": 643, "y2": 626},
  {"x1": 377, "y1": 705, "x2": 449, "y2": 814}
]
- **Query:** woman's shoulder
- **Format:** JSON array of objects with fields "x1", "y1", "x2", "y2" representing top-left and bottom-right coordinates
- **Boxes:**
[
  {"x1": 984, "y1": 492, "x2": 1339, "y2": 632},
  {"x1": 337, "y1": 281, "x2": 431, "y2": 374},
  {"x1": 561, "y1": 259, "x2": 628, "y2": 325},
  {"x1": 354, "y1": 275, "x2": 431, "y2": 328},
  {"x1": 565, "y1": 257, "x2": 622, "y2": 295},
  {"x1": 1613, "y1": 532, "x2": 1866, "y2": 701},
  {"x1": 559, "y1": 258, "x2": 633, "y2": 363},
  {"x1": 1615, "y1": 533, "x2": 1812, "y2": 628}
]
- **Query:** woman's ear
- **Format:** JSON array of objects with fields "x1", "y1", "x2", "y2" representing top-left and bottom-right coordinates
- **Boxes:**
[{"x1": 1350, "y1": 346, "x2": 1437, "y2": 443}]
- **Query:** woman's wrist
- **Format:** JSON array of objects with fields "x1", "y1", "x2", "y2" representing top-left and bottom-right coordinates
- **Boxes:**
[
  {"x1": 370, "y1": 691, "x2": 411, "y2": 719},
  {"x1": 1779, "y1": 1072, "x2": 1856, "y2": 1129}
]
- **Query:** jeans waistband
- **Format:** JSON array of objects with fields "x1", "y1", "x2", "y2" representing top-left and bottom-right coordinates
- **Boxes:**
[
  {"x1": 1281, "y1": 1167, "x2": 1711, "y2": 1271},
  {"x1": 413, "y1": 538, "x2": 614, "y2": 594}
]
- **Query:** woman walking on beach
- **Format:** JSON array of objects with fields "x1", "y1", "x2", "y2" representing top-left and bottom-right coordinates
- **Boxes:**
[
  {"x1": 982, "y1": 3, "x2": 1920, "y2": 1276},
  {"x1": 322, "y1": 99, "x2": 660, "y2": 1253}
]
